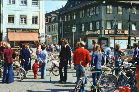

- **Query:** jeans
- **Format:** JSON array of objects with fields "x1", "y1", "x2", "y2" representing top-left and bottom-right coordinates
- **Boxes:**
[
  {"x1": 2, "y1": 63, "x2": 14, "y2": 83},
  {"x1": 41, "y1": 63, "x2": 47, "y2": 79},
  {"x1": 76, "y1": 64, "x2": 87, "y2": 92},
  {"x1": 59, "y1": 62, "x2": 68, "y2": 81},
  {"x1": 92, "y1": 69, "x2": 101, "y2": 86}
]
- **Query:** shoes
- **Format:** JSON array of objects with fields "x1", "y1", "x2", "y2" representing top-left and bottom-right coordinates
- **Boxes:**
[
  {"x1": 62, "y1": 81, "x2": 66, "y2": 84},
  {"x1": 58, "y1": 80, "x2": 63, "y2": 83},
  {"x1": 58, "y1": 80, "x2": 66, "y2": 84}
]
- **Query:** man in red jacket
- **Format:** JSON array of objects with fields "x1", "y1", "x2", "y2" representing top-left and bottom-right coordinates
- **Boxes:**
[{"x1": 73, "y1": 41, "x2": 91, "y2": 92}]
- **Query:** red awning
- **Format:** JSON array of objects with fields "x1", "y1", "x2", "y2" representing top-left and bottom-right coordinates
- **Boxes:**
[{"x1": 8, "y1": 32, "x2": 38, "y2": 41}]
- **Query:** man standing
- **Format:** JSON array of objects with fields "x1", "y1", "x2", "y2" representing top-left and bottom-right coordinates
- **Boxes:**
[
  {"x1": 73, "y1": 41, "x2": 91, "y2": 92},
  {"x1": 59, "y1": 39, "x2": 71, "y2": 83}
]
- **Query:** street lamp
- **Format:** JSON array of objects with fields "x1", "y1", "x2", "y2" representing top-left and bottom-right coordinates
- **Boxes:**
[
  {"x1": 113, "y1": 17, "x2": 117, "y2": 56},
  {"x1": 72, "y1": 26, "x2": 76, "y2": 50},
  {"x1": 61, "y1": 20, "x2": 64, "y2": 39}
]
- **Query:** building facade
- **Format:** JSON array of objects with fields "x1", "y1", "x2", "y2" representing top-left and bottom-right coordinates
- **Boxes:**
[
  {"x1": 45, "y1": 11, "x2": 59, "y2": 45},
  {"x1": 1, "y1": 0, "x2": 45, "y2": 47},
  {"x1": 58, "y1": 1, "x2": 139, "y2": 49}
]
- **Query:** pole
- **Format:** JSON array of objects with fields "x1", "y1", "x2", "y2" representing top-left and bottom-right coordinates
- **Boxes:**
[
  {"x1": 73, "y1": 32, "x2": 74, "y2": 49},
  {"x1": 113, "y1": 17, "x2": 117, "y2": 56},
  {"x1": 62, "y1": 20, "x2": 63, "y2": 39}
]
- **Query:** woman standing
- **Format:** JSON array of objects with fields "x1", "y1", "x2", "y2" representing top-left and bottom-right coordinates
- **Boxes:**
[
  {"x1": 2, "y1": 43, "x2": 14, "y2": 83},
  {"x1": 115, "y1": 44, "x2": 122, "y2": 76},
  {"x1": 37, "y1": 45, "x2": 48, "y2": 79},
  {"x1": 91, "y1": 45, "x2": 105, "y2": 91}
]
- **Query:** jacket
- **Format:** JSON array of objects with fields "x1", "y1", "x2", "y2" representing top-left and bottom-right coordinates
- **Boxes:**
[{"x1": 73, "y1": 47, "x2": 91, "y2": 67}]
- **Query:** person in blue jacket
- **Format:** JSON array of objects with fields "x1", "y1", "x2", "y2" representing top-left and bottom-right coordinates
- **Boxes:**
[
  {"x1": 20, "y1": 44, "x2": 31, "y2": 72},
  {"x1": 37, "y1": 45, "x2": 48, "y2": 79},
  {"x1": 91, "y1": 45, "x2": 105, "y2": 91}
]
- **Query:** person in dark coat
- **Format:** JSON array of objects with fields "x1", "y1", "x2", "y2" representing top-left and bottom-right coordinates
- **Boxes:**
[
  {"x1": 2, "y1": 43, "x2": 14, "y2": 83},
  {"x1": 20, "y1": 44, "x2": 31, "y2": 72},
  {"x1": 59, "y1": 39, "x2": 71, "y2": 83}
]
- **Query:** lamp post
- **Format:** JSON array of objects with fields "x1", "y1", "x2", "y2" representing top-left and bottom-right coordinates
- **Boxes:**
[
  {"x1": 128, "y1": 2, "x2": 132, "y2": 49},
  {"x1": 113, "y1": 17, "x2": 117, "y2": 56},
  {"x1": 72, "y1": 26, "x2": 76, "y2": 50},
  {"x1": 61, "y1": 20, "x2": 64, "y2": 39}
]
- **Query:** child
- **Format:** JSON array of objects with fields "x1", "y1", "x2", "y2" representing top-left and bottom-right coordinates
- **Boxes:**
[{"x1": 32, "y1": 59, "x2": 39, "y2": 79}]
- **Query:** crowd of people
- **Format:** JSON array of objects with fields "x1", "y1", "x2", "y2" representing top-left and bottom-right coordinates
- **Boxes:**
[{"x1": 0, "y1": 40, "x2": 139, "y2": 92}]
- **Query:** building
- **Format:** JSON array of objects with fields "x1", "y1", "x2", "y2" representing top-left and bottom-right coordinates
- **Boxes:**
[
  {"x1": 45, "y1": 10, "x2": 60, "y2": 45},
  {"x1": 1, "y1": 0, "x2": 45, "y2": 47},
  {"x1": 58, "y1": 1, "x2": 139, "y2": 49}
]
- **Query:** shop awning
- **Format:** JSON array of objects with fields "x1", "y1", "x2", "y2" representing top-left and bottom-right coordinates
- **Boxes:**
[{"x1": 8, "y1": 32, "x2": 38, "y2": 41}]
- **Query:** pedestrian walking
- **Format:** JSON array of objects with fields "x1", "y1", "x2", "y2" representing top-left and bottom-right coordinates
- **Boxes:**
[
  {"x1": 37, "y1": 45, "x2": 48, "y2": 79},
  {"x1": 59, "y1": 39, "x2": 71, "y2": 83},
  {"x1": 2, "y1": 43, "x2": 14, "y2": 83},
  {"x1": 91, "y1": 45, "x2": 105, "y2": 91},
  {"x1": 20, "y1": 44, "x2": 31, "y2": 72},
  {"x1": 73, "y1": 41, "x2": 91, "y2": 92}
]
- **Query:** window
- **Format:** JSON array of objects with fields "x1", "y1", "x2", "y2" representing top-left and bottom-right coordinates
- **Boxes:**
[
  {"x1": 73, "y1": 12, "x2": 76, "y2": 19},
  {"x1": 21, "y1": 0, "x2": 27, "y2": 5},
  {"x1": 32, "y1": 0, "x2": 38, "y2": 5},
  {"x1": 68, "y1": 15, "x2": 70, "y2": 21},
  {"x1": 118, "y1": 21, "x2": 122, "y2": 29},
  {"x1": 92, "y1": 7, "x2": 95, "y2": 15},
  {"x1": 96, "y1": 21, "x2": 100, "y2": 29},
  {"x1": 32, "y1": 16, "x2": 38, "y2": 24},
  {"x1": 132, "y1": 23, "x2": 136, "y2": 30},
  {"x1": 118, "y1": 6, "x2": 122, "y2": 14},
  {"x1": 90, "y1": 23, "x2": 92, "y2": 30},
  {"x1": 82, "y1": 10, "x2": 84, "y2": 17},
  {"x1": 80, "y1": 10, "x2": 84, "y2": 18},
  {"x1": 8, "y1": 0, "x2": 15, "y2": 4},
  {"x1": 106, "y1": 5, "x2": 112, "y2": 14},
  {"x1": 96, "y1": 7, "x2": 99, "y2": 14},
  {"x1": 87, "y1": 9, "x2": 90, "y2": 16},
  {"x1": 65, "y1": 16, "x2": 67, "y2": 21},
  {"x1": 106, "y1": 21, "x2": 112, "y2": 29},
  {"x1": 132, "y1": 7, "x2": 136, "y2": 14},
  {"x1": 82, "y1": 24, "x2": 84, "y2": 31},
  {"x1": 8, "y1": 15, "x2": 14, "y2": 23},
  {"x1": 20, "y1": 15, "x2": 27, "y2": 24},
  {"x1": 48, "y1": 26, "x2": 50, "y2": 32},
  {"x1": 90, "y1": 8, "x2": 93, "y2": 15}
]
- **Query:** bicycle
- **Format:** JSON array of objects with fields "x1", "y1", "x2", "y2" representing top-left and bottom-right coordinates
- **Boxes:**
[
  {"x1": 13, "y1": 60, "x2": 26, "y2": 81},
  {"x1": 74, "y1": 65, "x2": 117, "y2": 92},
  {"x1": 46, "y1": 59, "x2": 60, "y2": 82}
]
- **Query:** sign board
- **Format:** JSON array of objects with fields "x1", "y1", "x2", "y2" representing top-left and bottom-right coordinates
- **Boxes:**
[{"x1": 72, "y1": 27, "x2": 76, "y2": 32}]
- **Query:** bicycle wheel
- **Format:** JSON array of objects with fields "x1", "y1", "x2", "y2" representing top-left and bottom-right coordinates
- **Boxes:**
[
  {"x1": 73, "y1": 77, "x2": 84, "y2": 92},
  {"x1": 98, "y1": 74, "x2": 117, "y2": 92},
  {"x1": 52, "y1": 66, "x2": 59, "y2": 76}
]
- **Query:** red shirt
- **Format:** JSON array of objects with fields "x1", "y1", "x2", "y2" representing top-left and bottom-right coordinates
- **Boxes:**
[
  {"x1": 32, "y1": 62, "x2": 39, "y2": 72},
  {"x1": 3, "y1": 48, "x2": 13, "y2": 64},
  {"x1": 73, "y1": 48, "x2": 91, "y2": 67}
]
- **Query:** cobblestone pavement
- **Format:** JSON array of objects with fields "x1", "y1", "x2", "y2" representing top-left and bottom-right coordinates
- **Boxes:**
[{"x1": 0, "y1": 49, "x2": 119, "y2": 92}]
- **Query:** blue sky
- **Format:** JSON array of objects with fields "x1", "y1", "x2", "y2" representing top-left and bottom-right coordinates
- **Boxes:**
[{"x1": 44, "y1": 1, "x2": 67, "y2": 13}]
